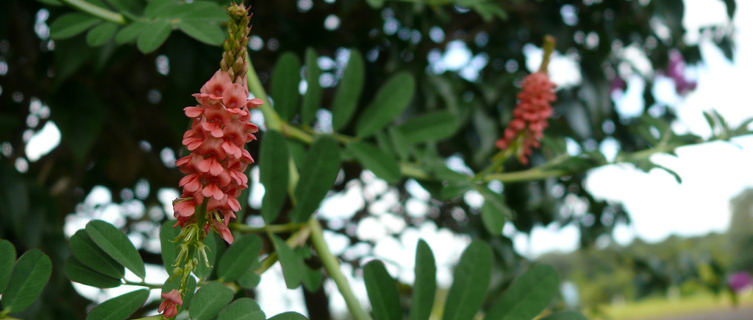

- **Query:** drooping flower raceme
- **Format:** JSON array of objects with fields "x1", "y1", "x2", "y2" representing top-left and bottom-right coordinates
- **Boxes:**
[
  {"x1": 496, "y1": 72, "x2": 556, "y2": 164},
  {"x1": 173, "y1": 70, "x2": 262, "y2": 244}
]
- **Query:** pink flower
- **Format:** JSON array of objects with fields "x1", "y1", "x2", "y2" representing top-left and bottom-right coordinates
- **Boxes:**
[
  {"x1": 158, "y1": 289, "x2": 183, "y2": 318},
  {"x1": 172, "y1": 69, "x2": 259, "y2": 243},
  {"x1": 496, "y1": 72, "x2": 556, "y2": 164}
]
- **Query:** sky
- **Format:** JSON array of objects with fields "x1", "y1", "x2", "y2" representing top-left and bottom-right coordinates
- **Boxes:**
[{"x1": 17, "y1": 0, "x2": 753, "y2": 317}]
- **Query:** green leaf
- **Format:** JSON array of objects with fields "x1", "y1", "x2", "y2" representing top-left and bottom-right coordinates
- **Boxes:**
[
  {"x1": 396, "y1": 111, "x2": 459, "y2": 144},
  {"x1": 218, "y1": 298, "x2": 266, "y2": 320},
  {"x1": 271, "y1": 234, "x2": 304, "y2": 289},
  {"x1": 36, "y1": 0, "x2": 63, "y2": 6},
  {"x1": 441, "y1": 240, "x2": 492, "y2": 320},
  {"x1": 160, "y1": 221, "x2": 180, "y2": 276},
  {"x1": 260, "y1": 130, "x2": 290, "y2": 223},
  {"x1": 50, "y1": 13, "x2": 101, "y2": 40},
  {"x1": 409, "y1": 240, "x2": 436, "y2": 320},
  {"x1": 302, "y1": 266, "x2": 322, "y2": 292},
  {"x1": 331, "y1": 50, "x2": 365, "y2": 131},
  {"x1": 270, "y1": 52, "x2": 302, "y2": 121},
  {"x1": 364, "y1": 260, "x2": 401, "y2": 320},
  {"x1": 290, "y1": 136, "x2": 341, "y2": 222},
  {"x1": 301, "y1": 48, "x2": 322, "y2": 124},
  {"x1": 478, "y1": 187, "x2": 513, "y2": 224},
  {"x1": 85, "y1": 220, "x2": 145, "y2": 279},
  {"x1": 86, "y1": 22, "x2": 118, "y2": 46},
  {"x1": 540, "y1": 311, "x2": 588, "y2": 320},
  {"x1": 69, "y1": 230, "x2": 124, "y2": 279},
  {"x1": 218, "y1": 234, "x2": 262, "y2": 282},
  {"x1": 144, "y1": 0, "x2": 180, "y2": 18},
  {"x1": 189, "y1": 282, "x2": 234, "y2": 320},
  {"x1": 2, "y1": 249, "x2": 52, "y2": 313},
  {"x1": 237, "y1": 262, "x2": 261, "y2": 289},
  {"x1": 486, "y1": 264, "x2": 560, "y2": 320},
  {"x1": 86, "y1": 289, "x2": 149, "y2": 320},
  {"x1": 481, "y1": 201, "x2": 507, "y2": 235},
  {"x1": 178, "y1": 19, "x2": 224, "y2": 46},
  {"x1": 347, "y1": 142, "x2": 401, "y2": 183},
  {"x1": 268, "y1": 312, "x2": 309, "y2": 320},
  {"x1": 355, "y1": 72, "x2": 415, "y2": 137},
  {"x1": 114, "y1": 22, "x2": 149, "y2": 44},
  {"x1": 64, "y1": 256, "x2": 122, "y2": 288},
  {"x1": 136, "y1": 20, "x2": 171, "y2": 53},
  {"x1": 0, "y1": 239, "x2": 17, "y2": 292}
]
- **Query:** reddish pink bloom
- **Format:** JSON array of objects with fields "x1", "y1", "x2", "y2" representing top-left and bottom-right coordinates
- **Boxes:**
[
  {"x1": 158, "y1": 289, "x2": 183, "y2": 318},
  {"x1": 172, "y1": 70, "x2": 260, "y2": 243},
  {"x1": 496, "y1": 72, "x2": 556, "y2": 164}
]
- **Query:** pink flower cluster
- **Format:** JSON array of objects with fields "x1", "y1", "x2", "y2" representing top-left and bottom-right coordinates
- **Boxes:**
[
  {"x1": 173, "y1": 70, "x2": 262, "y2": 244},
  {"x1": 496, "y1": 72, "x2": 556, "y2": 164}
]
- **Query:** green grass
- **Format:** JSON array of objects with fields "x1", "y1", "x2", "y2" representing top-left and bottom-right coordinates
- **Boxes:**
[{"x1": 601, "y1": 291, "x2": 753, "y2": 320}]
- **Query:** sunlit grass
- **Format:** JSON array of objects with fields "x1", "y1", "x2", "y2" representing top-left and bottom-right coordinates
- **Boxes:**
[{"x1": 602, "y1": 291, "x2": 753, "y2": 320}]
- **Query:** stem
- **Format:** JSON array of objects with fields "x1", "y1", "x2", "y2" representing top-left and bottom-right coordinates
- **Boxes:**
[
  {"x1": 231, "y1": 222, "x2": 305, "y2": 234},
  {"x1": 309, "y1": 219, "x2": 371, "y2": 320},
  {"x1": 123, "y1": 280, "x2": 163, "y2": 289},
  {"x1": 539, "y1": 35, "x2": 556, "y2": 73},
  {"x1": 253, "y1": 223, "x2": 312, "y2": 275},
  {"x1": 60, "y1": 0, "x2": 127, "y2": 24}
]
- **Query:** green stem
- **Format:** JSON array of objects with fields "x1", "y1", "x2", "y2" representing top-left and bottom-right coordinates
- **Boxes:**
[
  {"x1": 123, "y1": 280, "x2": 162, "y2": 289},
  {"x1": 482, "y1": 167, "x2": 568, "y2": 183},
  {"x1": 254, "y1": 223, "x2": 312, "y2": 275},
  {"x1": 231, "y1": 222, "x2": 305, "y2": 234},
  {"x1": 309, "y1": 218, "x2": 371, "y2": 320},
  {"x1": 60, "y1": 0, "x2": 127, "y2": 24}
]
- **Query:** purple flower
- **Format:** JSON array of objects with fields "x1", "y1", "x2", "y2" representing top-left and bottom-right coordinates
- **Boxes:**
[
  {"x1": 666, "y1": 50, "x2": 697, "y2": 95},
  {"x1": 728, "y1": 271, "x2": 753, "y2": 292}
]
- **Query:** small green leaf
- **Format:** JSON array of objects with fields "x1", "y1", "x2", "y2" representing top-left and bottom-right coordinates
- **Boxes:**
[
  {"x1": 144, "y1": 0, "x2": 180, "y2": 18},
  {"x1": 178, "y1": 19, "x2": 224, "y2": 46},
  {"x1": 50, "y1": 13, "x2": 101, "y2": 40},
  {"x1": 441, "y1": 240, "x2": 492, "y2": 320},
  {"x1": 85, "y1": 22, "x2": 117, "y2": 46},
  {"x1": 189, "y1": 282, "x2": 234, "y2": 320},
  {"x1": 69, "y1": 230, "x2": 124, "y2": 279},
  {"x1": 136, "y1": 20, "x2": 171, "y2": 53},
  {"x1": 238, "y1": 264, "x2": 261, "y2": 289},
  {"x1": 268, "y1": 312, "x2": 309, "y2": 320},
  {"x1": 2, "y1": 249, "x2": 52, "y2": 313},
  {"x1": 115, "y1": 22, "x2": 149, "y2": 44},
  {"x1": 540, "y1": 311, "x2": 588, "y2": 320},
  {"x1": 0, "y1": 239, "x2": 17, "y2": 292},
  {"x1": 64, "y1": 257, "x2": 122, "y2": 288},
  {"x1": 332, "y1": 50, "x2": 365, "y2": 131},
  {"x1": 290, "y1": 136, "x2": 341, "y2": 222},
  {"x1": 260, "y1": 130, "x2": 290, "y2": 223},
  {"x1": 478, "y1": 187, "x2": 513, "y2": 224},
  {"x1": 481, "y1": 201, "x2": 507, "y2": 235},
  {"x1": 302, "y1": 266, "x2": 322, "y2": 292},
  {"x1": 356, "y1": 72, "x2": 415, "y2": 137},
  {"x1": 486, "y1": 264, "x2": 560, "y2": 320},
  {"x1": 347, "y1": 142, "x2": 401, "y2": 183},
  {"x1": 218, "y1": 298, "x2": 266, "y2": 320},
  {"x1": 86, "y1": 289, "x2": 149, "y2": 320},
  {"x1": 396, "y1": 111, "x2": 459, "y2": 144},
  {"x1": 160, "y1": 221, "x2": 180, "y2": 276},
  {"x1": 85, "y1": 220, "x2": 145, "y2": 279},
  {"x1": 218, "y1": 234, "x2": 262, "y2": 282},
  {"x1": 364, "y1": 260, "x2": 401, "y2": 320},
  {"x1": 270, "y1": 52, "x2": 302, "y2": 121},
  {"x1": 271, "y1": 234, "x2": 304, "y2": 289},
  {"x1": 409, "y1": 240, "x2": 436, "y2": 320},
  {"x1": 301, "y1": 48, "x2": 322, "y2": 124}
]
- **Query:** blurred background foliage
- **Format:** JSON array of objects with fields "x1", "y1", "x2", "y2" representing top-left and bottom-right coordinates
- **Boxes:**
[{"x1": 0, "y1": 0, "x2": 745, "y2": 319}]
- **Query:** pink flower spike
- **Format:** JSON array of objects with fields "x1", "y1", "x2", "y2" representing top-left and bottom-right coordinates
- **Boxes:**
[
  {"x1": 227, "y1": 197, "x2": 241, "y2": 212},
  {"x1": 222, "y1": 84, "x2": 248, "y2": 109},
  {"x1": 201, "y1": 70, "x2": 233, "y2": 99},
  {"x1": 213, "y1": 220, "x2": 234, "y2": 244}
]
